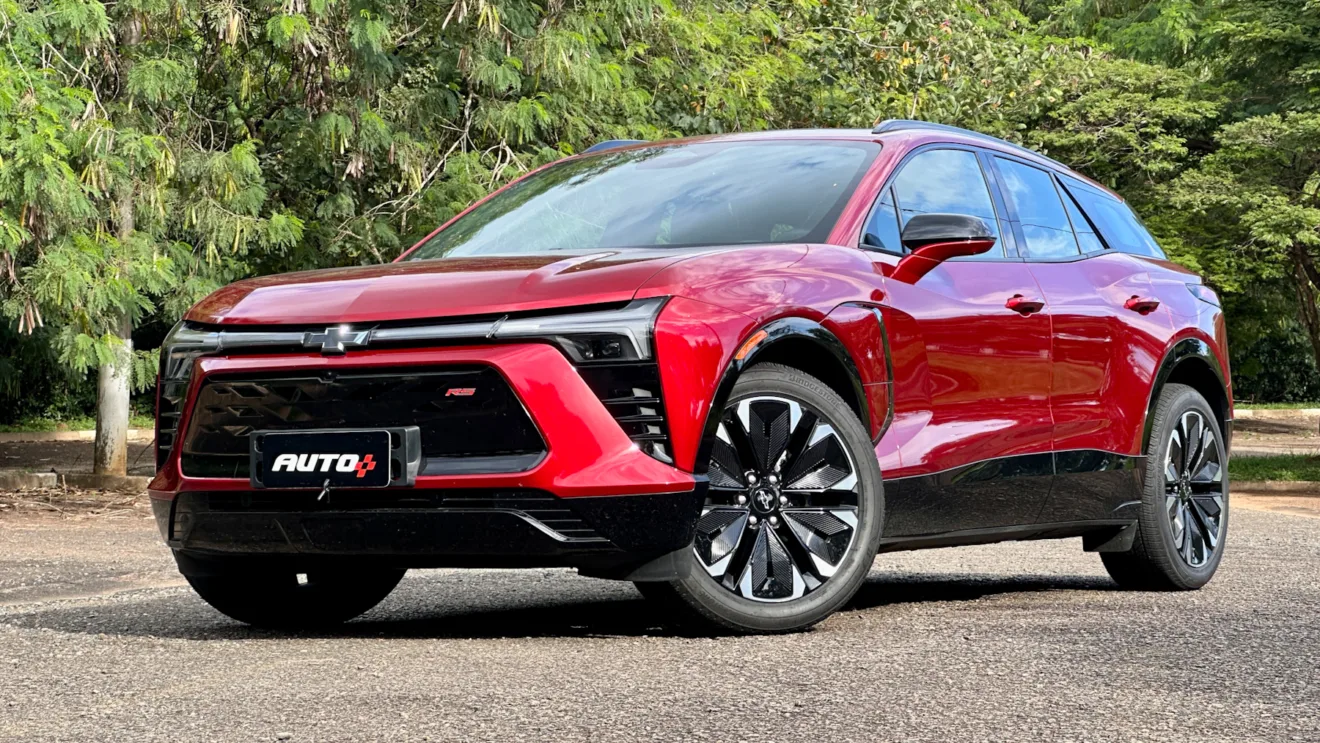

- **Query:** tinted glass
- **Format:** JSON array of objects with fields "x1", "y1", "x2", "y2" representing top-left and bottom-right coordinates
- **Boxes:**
[
  {"x1": 861, "y1": 188, "x2": 903, "y2": 253},
  {"x1": 995, "y1": 157, "x2": 1080, "y2": 259},
  {"x1": 1062, "y1": 177, "x2": 1166, "y2": 258},
  {"x1": 891, "y1": 150, "x2": 1002, "y2": 257},
  {"x1": 406, "y1": 141, "x2": 879, "y2": 259},
  {"x1": 1061, "y1": 186, "x2": 1105, "y2": 253}
]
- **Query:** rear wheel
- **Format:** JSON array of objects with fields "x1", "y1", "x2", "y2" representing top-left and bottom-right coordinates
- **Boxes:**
[
  {"x1": 185, "y1": 562, "x2": 405, "y2": 629},
  {"x1": 1102, "y1": 383, "x2": 1229, "y2": 590},
  {"x1": 637, "y1": 363, "x2": 883, "y2": 633}
]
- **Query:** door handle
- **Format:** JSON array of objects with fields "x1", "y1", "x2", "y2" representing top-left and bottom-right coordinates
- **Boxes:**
[
  {"x1": 1124, "y1": 295, "x2": 1161, "y2": 314},
  {"x1": 1005, "y1": 294, "x2": 1045, "y2": 315}
]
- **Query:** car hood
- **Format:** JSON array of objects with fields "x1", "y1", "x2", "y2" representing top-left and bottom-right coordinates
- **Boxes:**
[{"x1": 185, "y1": 250, "x2": 710, "y2": 326}]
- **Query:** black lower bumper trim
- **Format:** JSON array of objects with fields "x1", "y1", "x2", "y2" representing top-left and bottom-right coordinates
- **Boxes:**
[{"x1": 156, "y1": 485, "x2": 705, "y2": 571}]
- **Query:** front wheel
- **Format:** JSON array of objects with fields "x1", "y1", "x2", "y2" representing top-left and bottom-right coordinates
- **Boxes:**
[
  {"x1": 185, "y1": 562, "x2": 406, "y2": 629},
  {"x1": 637, "y1": 363, "x2": 884, "y2": 634},
  {"x1": 1101, "y1": 383, "x2": 1229, "y2": 590}
]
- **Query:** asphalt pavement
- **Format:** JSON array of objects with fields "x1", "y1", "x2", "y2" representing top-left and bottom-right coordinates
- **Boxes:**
[{"x1": 1, "y1": 500, "x2": 1317, "y2": 742}]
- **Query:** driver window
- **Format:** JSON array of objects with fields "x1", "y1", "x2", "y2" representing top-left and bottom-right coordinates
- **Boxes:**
[{"x1": 889, "y1": 149, "x2": 1004, "y2": 258}]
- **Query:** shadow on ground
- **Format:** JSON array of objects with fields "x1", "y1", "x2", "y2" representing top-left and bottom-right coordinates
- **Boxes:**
[{"x1": 1, "y1": 572, "x2": 1117, "y2": 641}]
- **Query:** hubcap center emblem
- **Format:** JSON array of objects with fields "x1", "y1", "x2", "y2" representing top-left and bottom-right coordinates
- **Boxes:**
[{"x1": 751, "y1": 487, "x2": 779, "y2": 515}]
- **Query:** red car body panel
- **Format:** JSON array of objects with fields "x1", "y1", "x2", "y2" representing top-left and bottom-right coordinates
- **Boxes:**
[
  {"x1": 186, "y1": 251, "x2": 698, "y2": 326},
  {"x1": 151, "y1": 344, "x2": 694, "y2": 499},
  {"x1": 154, "y1": 124, "x2": 1231, "y2": 568}
]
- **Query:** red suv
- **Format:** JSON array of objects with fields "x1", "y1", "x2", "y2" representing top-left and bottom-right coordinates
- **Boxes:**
[{"x1": 152, "y1": 121, "x2": 1232, "y2": 633}]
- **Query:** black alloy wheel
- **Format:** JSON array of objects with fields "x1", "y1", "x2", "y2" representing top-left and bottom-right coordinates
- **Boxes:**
[
  {"x1": 1162, "y1": 408, "x2": 1226, "y2": 568},
  {"x1": 1102, "y1": 383, "x2": 1229, "y2": 590},
  {"x1": 696, "y1": 394, "x2": 860, "y2": 601},
  {"x1": 637, "y1": 363, "x2": 884, "y2": 633}
]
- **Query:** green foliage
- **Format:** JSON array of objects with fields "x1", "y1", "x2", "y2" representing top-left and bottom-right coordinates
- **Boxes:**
[
  {"x1": 2, "y1": 0, "x2": 1320, "y2": 418},
  {"x1": 1229, "y1": 454, "x2": 1320, "y2": 482}
]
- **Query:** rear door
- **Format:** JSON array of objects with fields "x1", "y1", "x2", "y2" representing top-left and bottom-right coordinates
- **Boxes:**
[
  {"x1": 992, "y1": 158, "x2": 1172, "y2": 522},
  {"x1": 864, "y1": 146, "x2": 1054, "y2": 535}
]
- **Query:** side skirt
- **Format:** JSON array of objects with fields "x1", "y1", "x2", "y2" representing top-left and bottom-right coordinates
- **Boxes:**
[{"x1": 876, "y1": 519, "x2": 1137, "y2": 554}]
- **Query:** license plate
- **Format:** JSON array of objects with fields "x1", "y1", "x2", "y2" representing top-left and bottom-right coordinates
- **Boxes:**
[{"x1": 251, "y1": 430, "x2": 391, "y2": 489}]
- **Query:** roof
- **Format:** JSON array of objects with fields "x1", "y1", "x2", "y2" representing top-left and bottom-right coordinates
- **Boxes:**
[{"x1": 581, "y1": 122, "x2": 1119, "y2": 199}]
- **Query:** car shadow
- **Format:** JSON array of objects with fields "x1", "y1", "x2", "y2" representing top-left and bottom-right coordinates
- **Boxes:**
[{"x1": 1, "y1": 571, "x2": 1118, "y2": 641}]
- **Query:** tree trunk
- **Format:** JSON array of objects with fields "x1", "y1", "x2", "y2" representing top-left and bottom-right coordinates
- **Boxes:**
[
  {"x1": 1291, "y1": 246, "x2": 1320, "y2": 376},
  {"x1": 93, "y1": 315, "x2": 133, "y2": 475},
  {"x1": 93, "y1": 191, "x2": 135, "y2": 476}
]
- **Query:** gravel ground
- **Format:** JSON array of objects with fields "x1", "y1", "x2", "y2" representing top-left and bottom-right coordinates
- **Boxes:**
[{"x1": 0, "y1": 499, "x2": 1317, "y2": 742}]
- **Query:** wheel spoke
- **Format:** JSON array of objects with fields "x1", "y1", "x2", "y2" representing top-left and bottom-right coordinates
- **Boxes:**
[
  {"x1": 739, "y1": 398, "x2": 799, "y2": 472},
  {"x1": 1187, "y1": 496, "x2": 1219, "y2": 551},
  {"x1": 736, "y1": 525, "x2": 804, "y2": 601},
  {"x1": 1164, "y1": 461, "x2": 1180, "y2": 489},
  {"x1": 693, "y1": 508, "x2": 749, "y2": 577},
  {"x1": 1168, "y1": 426, "x2": 1185, "y2": 480},
  {"x1": 777, "y1": 409, "x2": 820, "y2": 477},
  {"x1": 709, "y1": 427, "x2": 747, "y2": 492},
  {"x1": 782, "y1": 507, "x2": 856, "y2": 578},
  {"x1": 720, "y1": 408, "x2": 759, "y2": 479},
  {"x1": 1187, "y1": 422, "x2": 1214, "y2": 481},
  {"x1": 1190, "y1": 461, "x2": 1223, "y2": 492},
  {"x1": 1182, "y1": 504, "x2": 1198, "y2": 564},
  {"x1": 1182, "y1": 412, "x2": 1203, "y2": 474},
  {"x1": 718, "y1": 517, "x2": 760, "y2": 592},
  {"x1": 784, "y1": 424, "x2": 853, "y2": 491},
  {"x1": 1167, "y1": 494, "x2": 1185, "y2": 548}
]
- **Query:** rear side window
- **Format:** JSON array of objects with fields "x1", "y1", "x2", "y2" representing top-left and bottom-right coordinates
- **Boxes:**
[
  {"x1": 994, "y1": 157, "x2": 1080, "y2": 259},
  {"x1": 889, "y1": 149, "x2": 1004, "y2": 258},
  {"x1": 1061, "y1": 177, "x2": 1166, "y2": 259}
]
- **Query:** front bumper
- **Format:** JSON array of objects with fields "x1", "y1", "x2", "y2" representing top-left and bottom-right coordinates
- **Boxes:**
[
  {"x1": 150, "y1": 343, "x2": 703, "y2": 572},
  {"x1": 154, "y1": 486, "x2": 705, "y2": 574}
]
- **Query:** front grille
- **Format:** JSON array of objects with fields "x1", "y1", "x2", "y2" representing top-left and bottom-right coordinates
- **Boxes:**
[
  {"x1": 156, "y1": 378, "x2": 189, "y2": 469},
  {"x1": 184, "y1": 489, "x2": 605, "y2": 541},
  {"x1": 180, "y1": 366, "x2": 545, "y2": 478},
  {"x1": 576, "y1": 362, "x2": 673, "y2": 463}
]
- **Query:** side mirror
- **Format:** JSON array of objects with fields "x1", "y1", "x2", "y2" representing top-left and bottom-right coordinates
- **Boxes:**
[{"x1": 890, "y1": 213, "x2": 997, "y2": 284}]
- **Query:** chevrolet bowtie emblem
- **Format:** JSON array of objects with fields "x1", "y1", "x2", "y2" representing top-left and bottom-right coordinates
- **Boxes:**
[{"x1": 304, "y1": 326, "x2": 370, "y2": 355}]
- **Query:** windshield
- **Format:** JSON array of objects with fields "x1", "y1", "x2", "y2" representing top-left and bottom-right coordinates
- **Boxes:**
[{"x1": 404, "y1": 140, "x2": 879, "y2": 259}]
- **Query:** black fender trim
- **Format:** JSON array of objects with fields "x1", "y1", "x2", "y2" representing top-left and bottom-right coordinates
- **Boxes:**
[
  {"x1": 1142, "y1": 338, "x2": 1231, "y2": 455},
  {"x1": 691, "y1": 317, "x2": 872, "y2": 477}
]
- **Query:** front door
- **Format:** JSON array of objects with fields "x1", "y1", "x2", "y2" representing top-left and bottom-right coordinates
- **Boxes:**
[{"x1": 863, "y1": 147, "x2": 1055, "y2": 535}]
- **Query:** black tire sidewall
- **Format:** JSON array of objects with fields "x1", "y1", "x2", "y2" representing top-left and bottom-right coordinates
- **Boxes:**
[
  {"x1": 669, "y1": 363, "x2": 884, "y2": 633},
  {"x1": 187, "y1": 566, "x2": 405, "y2": 628},
  {"x1": 1141, "y1": 384, "x2": 1229, "y2": 589}
]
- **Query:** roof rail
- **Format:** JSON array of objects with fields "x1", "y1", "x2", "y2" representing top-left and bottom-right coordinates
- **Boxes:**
[
  {"x1": 871, "y1": 119, "x2": 1070, "y2": 171},
  {"x1": 583, "y1": 139, "x2": 647, "y2": 154}
]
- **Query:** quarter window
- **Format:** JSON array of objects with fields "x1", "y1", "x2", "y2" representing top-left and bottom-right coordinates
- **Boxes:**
[
  {"x1": 889, "y1": 149, "x2": 1004, "y2": 258},
  {"x1": 995, "y1": 157, "x2": 1080, "y2": 260},
  {"x1": 1061, "y1": 177, "x2": 1166, "y2": 258},
  {"x1": 1060, "y1": 187, "x2": 1106, "y2": 254},
  {"x1": 861, "y1": 188, "x2": 903, "y2": 253}
]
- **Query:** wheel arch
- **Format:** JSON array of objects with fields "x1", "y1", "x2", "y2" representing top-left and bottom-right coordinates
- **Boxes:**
[
  {"x1": 1143, "y1": 338, "x2": 1232, "y2": 455},
  {"x1": 692, "y1": 317, "x2": 871, "y2": 477}
]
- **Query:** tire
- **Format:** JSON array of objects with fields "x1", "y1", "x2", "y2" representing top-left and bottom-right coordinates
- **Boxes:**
[
  {"x1": 186, "y1": 563, "x2": 406, "y2": 629},
  {"x1": 637, "y1": 363, "x2": 884, "y2": 634},
  {"x1": 1101, "y1": 383, "x2": 1229, "y2": 590}
]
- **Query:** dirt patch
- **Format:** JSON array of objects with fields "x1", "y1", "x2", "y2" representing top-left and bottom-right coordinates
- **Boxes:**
[
  {"x1": 0, "y1": 487, "x2": 151, "y2": 520},
  {"x1": 1234, "y1": 493, "x2": 1320, "y2": 518},
  {"x1": 0, "y1": 440, "x2": 155, "y2": 476}
]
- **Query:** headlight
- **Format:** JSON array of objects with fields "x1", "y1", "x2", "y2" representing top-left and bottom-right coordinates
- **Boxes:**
[
  {"x1": 494, "y1": 297, "x2": 666, "y2": 363},
  {"x1": 159, "y1": 322, "x2": 221, "y2": 381}
]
